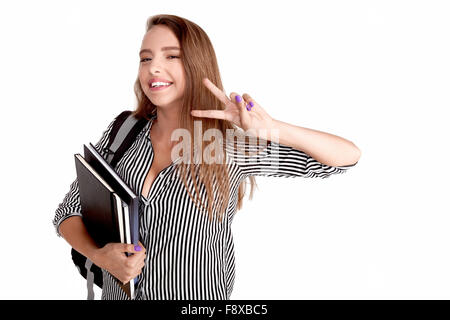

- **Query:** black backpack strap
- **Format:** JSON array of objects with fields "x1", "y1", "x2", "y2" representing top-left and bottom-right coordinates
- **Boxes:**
[
  {"x1": 103, "y1": 110, "x2": 133, "y2": 161},
  {"x1": 103, "y1": 110, "x2": 149, "y2": 167},
  {"x1": 107, "y1": 110, "x2": 133, "y2": 147}
]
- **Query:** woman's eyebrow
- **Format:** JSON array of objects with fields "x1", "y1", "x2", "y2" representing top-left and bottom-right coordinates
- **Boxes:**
[{"x1": 139, "y1": 46, "x2": 180, "y2": 55}]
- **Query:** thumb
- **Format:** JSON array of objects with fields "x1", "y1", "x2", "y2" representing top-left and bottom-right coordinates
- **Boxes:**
[{"x1": 118, "y1": 243, "x2": 142, "y2": 254}]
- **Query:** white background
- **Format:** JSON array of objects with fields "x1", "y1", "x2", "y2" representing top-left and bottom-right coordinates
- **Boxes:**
[{"x1": 0, "y1": 0, "x2": 449, "y2": 299}]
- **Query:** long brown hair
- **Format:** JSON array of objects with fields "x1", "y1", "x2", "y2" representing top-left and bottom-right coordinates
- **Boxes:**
[{"x1": 133, "y1": 14, "x2": 259, "y2": 223}]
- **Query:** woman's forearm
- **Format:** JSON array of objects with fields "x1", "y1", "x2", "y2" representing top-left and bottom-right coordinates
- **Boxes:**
[
  {"x1": 269, "y1": 118, "x2": 361, "y2": 167},
  {"x1": 59, "y1": 216, "x2": 100, "y2": 263}
]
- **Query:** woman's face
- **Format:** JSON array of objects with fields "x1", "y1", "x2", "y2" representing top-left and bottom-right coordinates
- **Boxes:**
[{"x1": 138, "y1": 25, "x2": 186, "y2": 109}]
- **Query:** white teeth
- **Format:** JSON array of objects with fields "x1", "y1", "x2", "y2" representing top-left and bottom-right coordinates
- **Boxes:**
[{"x1": 151, "y1": 82, "x2": 172, "y2": 87}]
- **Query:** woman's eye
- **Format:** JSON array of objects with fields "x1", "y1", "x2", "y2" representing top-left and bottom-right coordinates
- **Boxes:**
[{"x1": 140, "y1": 56, "x2": 179, "y2": 63}]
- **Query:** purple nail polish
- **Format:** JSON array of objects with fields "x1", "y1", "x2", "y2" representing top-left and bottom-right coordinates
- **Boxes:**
[
  {"x1": 246, "y1": 105, "x2": 251, "y2": 111},
  {"x1": 235, "y1": 95, "x2": 242, "y2": 103},
  {"x1": 249, "y1": 101, "x2": 254, "y2": 107},
  {"x1": 134, "y1": 245, "x2": 142, "y2": 252}
]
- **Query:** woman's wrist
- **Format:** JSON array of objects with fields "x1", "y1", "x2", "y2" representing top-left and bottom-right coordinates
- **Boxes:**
[{"x1": 89, "y1": 247, "x2": 105, "y2": 268}]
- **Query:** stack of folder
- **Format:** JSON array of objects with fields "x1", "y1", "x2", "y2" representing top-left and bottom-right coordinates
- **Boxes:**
[{"x1": 74, "y1": 143, "x2": 139, "y2": 299}]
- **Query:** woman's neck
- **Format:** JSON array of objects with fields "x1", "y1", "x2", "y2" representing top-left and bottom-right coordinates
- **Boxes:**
[{"x1": 151, "y1": 106, "x2": 182, "y2": 148}]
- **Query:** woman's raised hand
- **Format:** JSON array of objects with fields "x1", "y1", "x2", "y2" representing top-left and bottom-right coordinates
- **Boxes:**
[{"x1": 191, "y1": 78, "x2": 275, "y2": 137}]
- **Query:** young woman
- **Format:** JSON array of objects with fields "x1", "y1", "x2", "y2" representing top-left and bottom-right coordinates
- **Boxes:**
[{"x1": 53, "y1": 14, "x2": 361, "y2": 300}]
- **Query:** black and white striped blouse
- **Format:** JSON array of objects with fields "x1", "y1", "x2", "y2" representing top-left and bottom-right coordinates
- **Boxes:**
[{"x1": 52, "y1": 112, "x2": 357, "y2": 300}]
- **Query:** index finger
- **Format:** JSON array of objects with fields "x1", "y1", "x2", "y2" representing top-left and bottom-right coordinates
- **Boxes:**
[{"x1": 202, "y1": 78, "x2": 231, "y2": 106}]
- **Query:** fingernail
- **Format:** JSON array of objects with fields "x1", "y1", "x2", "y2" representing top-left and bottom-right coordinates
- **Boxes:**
[
  {"x1": 235, "y1": 95, "x2": 242, "y2": 103},
  {"x1": 249, "y1": 101, "x2": 254, "y2": 107},
  {"x1": 134, "y1": 245, "x2": 142, "y2": 252}
]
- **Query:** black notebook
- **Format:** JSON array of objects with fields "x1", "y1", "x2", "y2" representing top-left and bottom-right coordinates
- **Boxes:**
[
  {"x1": 83, "y1": 143, "x2": 140, "y2": 246},
  {"x1": 74, "y1": 154, "x2": 135, "y2": 299}
]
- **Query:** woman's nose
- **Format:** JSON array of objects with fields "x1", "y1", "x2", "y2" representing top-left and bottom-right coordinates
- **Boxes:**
[{"x1": 148, "y1": 59, "x2": 162, "y2": 74}]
